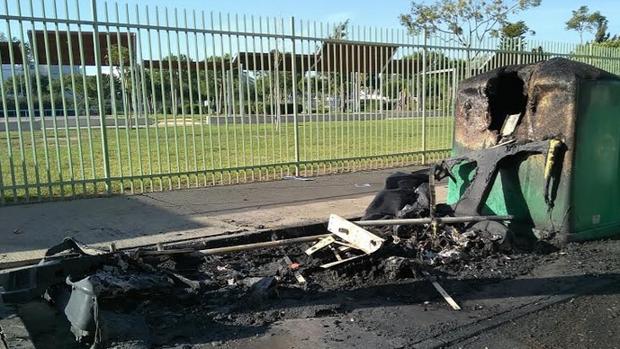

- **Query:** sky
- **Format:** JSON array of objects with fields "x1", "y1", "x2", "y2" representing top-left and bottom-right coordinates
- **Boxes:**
[
  {"x1": 99, "y1": 0, "x2": 620, "y2": 44},
  {"x1": 0, "y1": 0, "x2": 620, "y2": 43}
]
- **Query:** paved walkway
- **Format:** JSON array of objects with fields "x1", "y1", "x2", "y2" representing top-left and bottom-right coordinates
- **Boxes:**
[{"x1": 0, "y1": 167, "x2": 446, "y2": 265}]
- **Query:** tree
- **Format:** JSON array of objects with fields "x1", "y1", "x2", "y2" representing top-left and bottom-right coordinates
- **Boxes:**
[
  {"x1": 330, "y1": 19, "x2": 350, "y2": 40},
  {"x1": 499, "y1": 21, "x2": 534, "y2": 51},
  {"x1": 105, "y1": 44, "x2": 131, "y2": 77},
  {"x1": 597, "y1": 35, "x2": 620, "y2": 48},
  {"x1": 105, "y1": 44, "x2": 135, "y2": 116},
  {"x1": 592, "y1": 12, "x2": 609, "y2": 43},
  {"x1": 0, "y1": 32, "x2": 34, "y2": 65},
  {"x1": 565, "y1": 6, "x2": 607, "y2": 44},
  {"x1": 399, "y1": 0, "x2": 541, "y2": 51},
  {"x1": 501, "y1": 21, "x2": 532, "y2": 38}
]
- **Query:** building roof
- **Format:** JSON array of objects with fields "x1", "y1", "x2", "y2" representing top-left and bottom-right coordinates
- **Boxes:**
[
  {"x1": 16, "y1": 31, "x2": 420, "y2": 76},
  {"x1": 232, "y1": 52, "x2": 316, "y2": 73},
  {"x1": 27, "y1": 30, "x2": 136, "y2": 66},
  {"x1": 312, "y1": 40, "x2": 399, "y2": 73},
  {"x1": 232, "y1": 41, "x2": 400, "y2": 74},
  {"x1": 0, "y1": 42, "x2": 25, "y2": 64},
  {"x1": 143, "y1": 59, "x2": 234, "y2": 71}
]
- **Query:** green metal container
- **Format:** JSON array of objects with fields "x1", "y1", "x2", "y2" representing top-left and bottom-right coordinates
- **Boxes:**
[{"x1": 447, "y1": 58, "x2": 620, "y2": 242}]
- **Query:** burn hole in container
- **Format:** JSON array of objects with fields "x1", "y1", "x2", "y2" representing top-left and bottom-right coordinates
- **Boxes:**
[{"x1": 485, "y1": 71, "x2": 527, "y2": 132}]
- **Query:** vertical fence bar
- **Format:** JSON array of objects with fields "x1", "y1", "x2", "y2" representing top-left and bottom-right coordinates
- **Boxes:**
[
  {"x1": 299, "y1": 18, "x2": 306, "y2": 172},
  {"x1": 344, "y1": 26, "x2": 351, "y2": 168},
  {"x1": 5, "y1": 0, "x2": 29, "y2": 202},
  {"x1": 421, "y1": 28, "x2": 427, "y2": 163},
  {"x1": 257, "y1": 16, "x2": 269, "y2": 179},
  {"x1": 234, "y1": 14, "x2": 247, "y2": 182},
  {"x1": 173, "y1": 8, "x2": 187, "y2": 187},
  {"x1": 51, "y1": 0, "x2": 74, "y2": 198},
  {"x1": 114, "y1": 2, "x2": 133, "y2": 193},
  {"x1": 103, "y1": 1, "x2": 123, "y2": 193},
  {"x1": 210, "y1": 12, "x2": 224, "y2": 183},
  {"x1": 339, "y1": 27, "x2": 345, "y2": 168},
  {"x1": 249, "y1": 15, "x2": 261, "y2": 180},
  {"x1": 279, "y1": 17, "x2": 290, "y2": 176},
  {"x1": 165, "y1": 8, "x2": 181, "y2": 188},
  {"x1": 91, "y1": 0, "x2": 112, "y2": 193},
  {"x1": 319, "y1": 22, "x2": 326, "y2": 174},
  {"x1": 290, "y1": 17, "x2": 300, "y2": 176},
  {"x1": 0, "y1": 25, "x2": 16, "y2": 201},
  {"x1": 193, "y1": 10, "x2": 206, "y2": 186},
  {"x1": 362, "y1": 28, "x2": 368, "y2": 167},
  {"x1": 66, "y1": 0, "x2": 87, "y2": 196},
  {"x1": 217, "y1": 13, "x2": 232, "y2": 182},
  {"x1": 241, "y1": 14, "x2": 255, "y2": 180},
  {"x1": 226, "y1": 13, "x2": 240, "y2": 182},
  {"x1": 202, "y1": 11, "x2": 216, "y2": 185},
  {"x1": 156, "y1": 6, "x2": 172, "y2": 190},
  {"x1": 145, "y1": 5, "x2": 163, "y2": 190},
  {"x1": 182, "y1": 9, "x2": 198, "y2": 187},
  {"x1": 76, "y1": 0, "x2": 97, "y2": 194},
  {"x1": 15, "y1": 0, "x2": 41, "y2": 199},
  {"x1": 29, "y1": 0, "x2": 53, "y2": 200},
  {"x1": 136, "y1": 5, "x2": 154, "y2": 191}
]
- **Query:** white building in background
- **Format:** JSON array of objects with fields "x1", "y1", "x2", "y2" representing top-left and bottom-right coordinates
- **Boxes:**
[
  {"x1": 1, "y1": 63, "x2": 82, "y2": 81},
  {"x1": 0, "y1": 63, "x2": 26, "y2": 80},
  {"x1": 39, "y1": 64, "x2": 83, "y2": 78}
]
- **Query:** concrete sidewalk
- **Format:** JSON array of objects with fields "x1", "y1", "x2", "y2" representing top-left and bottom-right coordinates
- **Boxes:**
[{"x1": 0, "y1": 167, "x2": 446, "y2": 265}]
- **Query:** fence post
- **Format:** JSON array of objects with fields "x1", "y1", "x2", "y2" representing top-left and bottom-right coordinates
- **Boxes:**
[
  {"x1": 91, "y1": 0, "x2": 112, "y2": 194},
  {"x1": 290, "y1": 16, "x2": 301, "y2": 176},
  {"x1": 421, "y1": 28, "x2": 427, "y2": 164}
]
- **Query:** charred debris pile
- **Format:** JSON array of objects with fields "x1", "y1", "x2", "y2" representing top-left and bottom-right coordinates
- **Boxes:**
[{"x1": 0, "y1": 168, "x2": 550, "y2": 348}]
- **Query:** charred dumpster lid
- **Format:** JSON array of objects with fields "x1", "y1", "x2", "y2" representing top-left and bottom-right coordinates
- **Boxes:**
[
  {"x1": 463, "y1": 57, "x2": 617, "y2": 88},
  {"x1": 454, "y1": 58, "x2": 620, "y2": 151}
]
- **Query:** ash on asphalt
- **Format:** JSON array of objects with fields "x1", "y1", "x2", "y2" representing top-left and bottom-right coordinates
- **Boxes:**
[{"x1": 15, "y1": 236, "x2": 620, "y2": 349}]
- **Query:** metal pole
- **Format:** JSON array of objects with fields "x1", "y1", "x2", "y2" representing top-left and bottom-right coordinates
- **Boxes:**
[
  {"x1": 195, "y1": 234, "x2": 331, "y2": 255},
  {"x1": 140, "y1": 234, "x2": 331, "y2": 256},
  {"x1": 355, "y1": 215, "x2": 514, "y2": 227},
  {"x1": 91, "y1": 0, "x2": 112, "y2": 193},
  {"x1": 421, "y1": 28, "x2": 427, "y2": 164},
  {"x1": 290, "y1": 17, "x2": 301, "y2": 176}
]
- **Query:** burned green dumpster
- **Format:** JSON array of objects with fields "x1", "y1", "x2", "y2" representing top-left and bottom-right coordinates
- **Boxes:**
[{"x1": 446, "y1": 58, "x2": 620, "y2": 242}]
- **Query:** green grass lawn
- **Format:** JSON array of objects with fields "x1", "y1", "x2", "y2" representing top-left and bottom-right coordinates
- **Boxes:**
[{"x1": 0, "y1": 116, "x2": 453, "y2": 202}]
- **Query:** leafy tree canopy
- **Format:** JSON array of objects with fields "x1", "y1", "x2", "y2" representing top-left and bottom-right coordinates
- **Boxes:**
[
  {"x1": 501, "y1": 21, "x2": 533, "y2": 38},
  {"x1": 565, "y1": 6, "x2": 608, "y2": 44},
  {"x1": 400, "y1": 0, "x2": 541, "y2": 48}
]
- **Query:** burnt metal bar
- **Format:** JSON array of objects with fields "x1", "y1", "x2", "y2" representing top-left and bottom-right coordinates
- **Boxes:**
[
  {"x1": 194, "y1": 234, "x2": 331, "y2": 255},
  {"x1": 355, "y1": 215, "x2": 514, "y2": 227},
  {"x1": 138, "y1": 234, "x2": 333, "y2": 257}
]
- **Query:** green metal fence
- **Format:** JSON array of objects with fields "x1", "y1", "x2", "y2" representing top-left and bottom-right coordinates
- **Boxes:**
[{"x1": 1, "y1": 0, "x2": 620, "y2": 204}]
